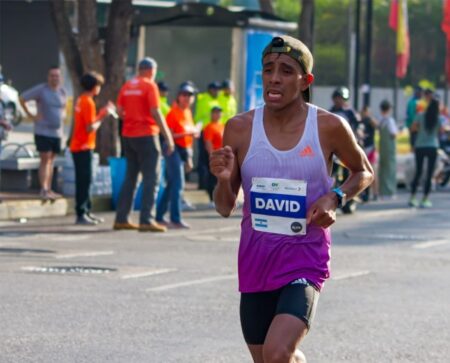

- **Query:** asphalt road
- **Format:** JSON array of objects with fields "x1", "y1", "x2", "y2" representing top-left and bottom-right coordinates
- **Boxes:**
[{"x1": 0, "y1": 190, "x2": 449, "y2": 363}]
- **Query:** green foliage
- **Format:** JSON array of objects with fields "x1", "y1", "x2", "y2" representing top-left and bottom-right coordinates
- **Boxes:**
[
  {"x1": 273, "y1": 0, "x2": 299, "y2": 21},
  {"x1": 313, "y1": 43, "x2": 347, "y2": 85},
  {"x1": 269, "y1": 0, "x2": 447, "y2": 88}
]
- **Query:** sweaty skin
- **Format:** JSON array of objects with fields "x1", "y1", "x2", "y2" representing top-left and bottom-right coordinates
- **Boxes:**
[{"x1": 210, "y1": 53, "x2": 374, "y2": 228}]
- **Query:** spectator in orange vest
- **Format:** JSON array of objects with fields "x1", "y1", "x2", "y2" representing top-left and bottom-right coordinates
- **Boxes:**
[
  {"x1": 113, "y1": 57, "x2": 174, "y2": 232},
  {"x1": 70, "y1": 71, "x2": 113, "y2": 225},
  {"x1": 156, "y1": 81, "x2": 198, "y2": 229},
  {"x1": 203, "y1": 106, "x2": 224, "y2": 206}
]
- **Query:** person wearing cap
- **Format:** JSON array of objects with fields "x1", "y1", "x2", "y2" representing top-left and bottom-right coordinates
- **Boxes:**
[
  {"x1": 218, "y1": 79, "x2": 237, "y2": 124},
  {"x1": 195, "y1": 81, "x2": 222, "y2": 190},
  {"x1": 405, "y1": 86, "x2": 423, "y2": 148},
  {"x1": 19, "y1": 65, "x2": 67, "y2": 201},
  {"x1": 70, "y1": 71, "x2": 113, "y2": 225},
  {"x1": 209, "y1": 35, "x2": 374, "y2": 363},
  {"x1": 330, "y1": 86, "x2": 359, "y2": 133},
  {"x1": 378, "y1": 99, "x2": 398, "y2": 199},
  {"x1": 203, "y1": 105, "x2": 224, "y2": 206},
  {"x1": 113, "y1": 57, "x2": 174, "y2": 233},
  {"x1": 329, "y1": 86, "x2": 361, "y2": 190},
  {"x1": 156, "y1": 81, "x2": 198, "y2": 229},
  {"x1": 194, "y1": 81, "x2": 221, "y2": 127},
  {"x1": 157, "y1": 81, "x2": 170, "y2": 117}
]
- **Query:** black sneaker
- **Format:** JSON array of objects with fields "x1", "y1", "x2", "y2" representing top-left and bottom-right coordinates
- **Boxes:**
[
  {"x1": 87, "y1": 212, "x2": 104, "y2": 223},
  {"x1": 76, "y1": 214, "x2": 98, "y2": 226}
]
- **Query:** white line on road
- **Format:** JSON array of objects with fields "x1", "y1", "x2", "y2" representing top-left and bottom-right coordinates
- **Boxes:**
[
  {"x1": 51, "y1": 235, "x2": 92, "y2": 242},
  {"x1": 332, "y1": 270, "x2": 371, "y2": 281},
  {"x1": 146, "y1": 274, "x2": 237, "y2": 292},
  {"x1": 412, "y1": 240, "x2": 450, "y2": 249},
  {"x1": 55, "y1": 251, "x2": 115, "y2": 259},
  {"x1": 160, "y1": 226, "x2": 240, "y2": 238},
  {"x1": 121, "y1": 268, "x2": 177, "y2": 280},
  {"x1": 186, "y1": 235, "x2": 238, "y2": 242}
]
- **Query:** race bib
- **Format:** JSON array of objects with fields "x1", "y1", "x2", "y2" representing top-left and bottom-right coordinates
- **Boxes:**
[{"x1": 250, "y1": 177, "x2": 307, "y2": 236}]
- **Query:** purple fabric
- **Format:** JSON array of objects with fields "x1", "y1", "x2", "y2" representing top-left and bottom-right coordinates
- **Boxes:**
[{"x1": 238, "y1": 105, "x2": 333, "y2": 292}]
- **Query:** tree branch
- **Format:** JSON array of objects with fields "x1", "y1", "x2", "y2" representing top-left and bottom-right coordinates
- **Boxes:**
[
  {"x1": 77, "y1": 0, "x2": 105, "y2": 74},
  {"x1": 49, "y1": 0, "x2": 83, "y2": 94}
]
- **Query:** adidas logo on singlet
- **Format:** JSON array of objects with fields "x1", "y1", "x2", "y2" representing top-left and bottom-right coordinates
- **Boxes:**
[{"x1": 299, "y1": 145, "x2": 314, "y2": 157}]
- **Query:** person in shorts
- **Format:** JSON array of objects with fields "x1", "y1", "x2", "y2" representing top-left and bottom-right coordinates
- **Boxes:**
[
  {"x1": 20, "y1": 65, "x2": 67, "y2": 200},
  {"x1": 209, "y1": 35, "x2": 374, "y2": 363}
]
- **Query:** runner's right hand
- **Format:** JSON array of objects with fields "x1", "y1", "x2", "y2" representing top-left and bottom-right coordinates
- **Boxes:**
[{"x1": 210, "y1": 145, "x2": 234, "y2": 181}]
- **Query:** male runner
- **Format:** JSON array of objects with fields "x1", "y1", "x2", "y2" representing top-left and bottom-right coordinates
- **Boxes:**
[{"x1": 210, "y1": 35, "x2": 374, "y2": 363}]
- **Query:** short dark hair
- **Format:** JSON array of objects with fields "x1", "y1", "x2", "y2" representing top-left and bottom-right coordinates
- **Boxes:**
[
  {"x1": 80, "y1": 71, "x2": 104, "y2": 91},
  {"x1": 380, "y1": 99, "x2": 391, "y2": 112},
  {"x1": 48, "y1": 65, "x2": 60, "y2": 71}
]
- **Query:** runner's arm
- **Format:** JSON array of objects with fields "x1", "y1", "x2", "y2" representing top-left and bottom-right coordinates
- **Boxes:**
[
  {"x1": 331, "y1": 116, "x2": 374, "y2": 202},
  {"x1": 307, "y1": 113, "x2": 374, "y2": 227},
  {"x1": 211, "y1": 119, "x2": 242, "y2": 217}
]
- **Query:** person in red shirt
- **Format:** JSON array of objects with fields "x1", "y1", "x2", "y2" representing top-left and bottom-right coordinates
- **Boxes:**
[
  {"x1": 70, "y1": 71, "x2": 113, "y2": 225},
  {"x1": 113, "y1": 57, "x2": 174, "y2": 232},
  {"x1": 156, "y1": 81, "x2": 198, "y2": 229},
  {"x1": 203, "y1": 106, "x2": 225, "y2": 205}
]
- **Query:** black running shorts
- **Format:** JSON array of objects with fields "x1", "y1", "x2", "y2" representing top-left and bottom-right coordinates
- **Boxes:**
[
  {"x1": 240, "y1": 279, "x2": 320, "y2": 345},
  {"x1": 34, "y1": 135, "x2": 61, "y2": 154}
]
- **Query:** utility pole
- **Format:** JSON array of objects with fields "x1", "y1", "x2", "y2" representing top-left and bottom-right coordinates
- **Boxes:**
[
  {"x1": 362, "y1": 0, "x2": 373, "y2": 108},
  {"x1": 353, "y1": 0, "x2": 361, "y2": 111}
]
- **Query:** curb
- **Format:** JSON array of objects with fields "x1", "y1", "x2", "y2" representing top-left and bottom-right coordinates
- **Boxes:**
[{"x1": 0, "y1": 189, "x2": 214, "y2": 221}]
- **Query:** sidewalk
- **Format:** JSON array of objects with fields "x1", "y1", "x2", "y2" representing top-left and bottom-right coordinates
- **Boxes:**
[
  {"x1": 0, "y1": 182, "x2": 215, "y2": 221},
  {"x1": 0, "y1": 124, "x2": 218, "y2": 221}
]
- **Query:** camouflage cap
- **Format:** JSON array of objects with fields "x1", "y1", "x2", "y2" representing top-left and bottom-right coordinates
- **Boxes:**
[{"x1": 262, "y1": 35, "x2": 313, "y2": 101}]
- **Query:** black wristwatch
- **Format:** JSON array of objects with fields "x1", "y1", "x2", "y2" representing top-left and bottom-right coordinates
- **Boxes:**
[{"x1": 332, "y1": 187, "x2": 347, "y2": 208}]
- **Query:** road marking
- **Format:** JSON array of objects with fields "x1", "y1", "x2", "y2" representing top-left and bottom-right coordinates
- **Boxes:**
[
  {"x1": 146, "y1": 274, "x2": 237, "y2": 292},
  {"x1": 51, "y1": 235, "x2": 92, "y2": 242},
  {"x1": 186, "y1": 235, "x2": 238, "y2": 242},
  {"x1": 412, "y1": 240, "x2": 450, "y2": 249},
  {"x1": 55, "y1": 250, "x2": 115, "y2": 259},
  {"x1": 121, "y1": 268, "x2": 176, "y2": 280},
  {"x1": 332, "y1": 270, "x2": 371, "y2": 281},
  {"x1": 343, "y1": 232, "x2": 426, "y2": 241},
  {"x1": 160, "y1": 226, "x2": 240, "y2": 238}
]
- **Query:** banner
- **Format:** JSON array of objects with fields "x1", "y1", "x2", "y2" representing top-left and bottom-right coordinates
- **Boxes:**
[
  {"x1": 389, "y1": 0, "x2": 410, "y2": 78},
  {"x1": 442, "y1": 0, "x2": 450, "y2": 83}
]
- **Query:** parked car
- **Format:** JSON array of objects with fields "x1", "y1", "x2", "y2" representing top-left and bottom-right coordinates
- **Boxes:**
[{"x1": 0, "y1": 77, "x2": 25, "y2": 126}]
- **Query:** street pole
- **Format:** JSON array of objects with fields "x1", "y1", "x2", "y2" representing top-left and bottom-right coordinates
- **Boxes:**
[
  {"x1": 363, "y1": 0, "x2": 373, "y2": 108},
  {"x1": 353, "y1": 0, "x2": 361, "y2": 111}
]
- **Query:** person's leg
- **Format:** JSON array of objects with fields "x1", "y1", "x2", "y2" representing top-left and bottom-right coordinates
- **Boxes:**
[
  {"x1": 137, "y1": 136, "x2": 161, "y2": 225},
  {"x1": 115, "y1": 138, "x2": 140, "y2": 224},
  {"x1": 240, "y1": 290, "x2": 279, "y2": 363},
  {"x1": 423, "y1": 147, "x2": 438, "y2": 199},
  {"x1": 39, "y1": 151, "x2": 53, "y2": 193},
  {"x1": 263, "y1": 281, "x2": 319, "y2": 363},
  {"x1": 410, "y1": 148, "x2": 425, "y2": 198},
  {"x1": 47, "y1": 137, "x2": 61, "y2": 196},
  {"x1": 206, "y1": 169, "x2": 217, "y2": 202},
  {"x1": 263, "y1": 315, "x2": 308, "y2": 363},
  {"x1": 168, "y1": 150, "x2": 184, "y2": 224},
  {"x1": 156, "y1": 157, "x2": 170, "y2": 222}
]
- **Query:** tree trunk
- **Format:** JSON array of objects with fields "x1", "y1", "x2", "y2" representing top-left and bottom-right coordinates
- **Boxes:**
[
  {"x1": 298, "y1": 0, "x2": 315, "y2": 52},
  {"x1": 77, "y1": 0, "x2": 105, "y2": 74},
  {"x1": 259, "y1": 0, "x2": 274, "y2": 15},
  {"x1": 49, "y1": 0, "x2": 83, "y2": 97},
  {"x1": 96, "y1": 0, "x2": 134, "y2": 164},
  {"x1": 49, "y1": 0, "x2": 133, "y2": 164}
]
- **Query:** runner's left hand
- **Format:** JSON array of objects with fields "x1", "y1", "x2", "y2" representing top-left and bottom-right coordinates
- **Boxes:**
[{"x1": 306, "y1": 193, "x2": 337, "y2": 228}]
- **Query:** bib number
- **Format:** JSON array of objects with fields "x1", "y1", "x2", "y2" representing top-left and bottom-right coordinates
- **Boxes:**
[{"x1": 250, "y1": 177, "x2": 307, "y2": 236}]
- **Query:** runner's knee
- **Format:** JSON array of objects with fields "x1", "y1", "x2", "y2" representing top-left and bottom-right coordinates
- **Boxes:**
[{"x1": 263, "y1": 344, "x2": 292, "y2": 363}]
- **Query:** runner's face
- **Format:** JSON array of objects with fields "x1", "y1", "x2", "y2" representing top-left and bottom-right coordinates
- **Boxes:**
[
  {"x1": 262, "y1": 54, "x2": 306, "y2": 110},
  {"x1": 48, "y1": 69, "x2": 61, "y2": 88}
]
